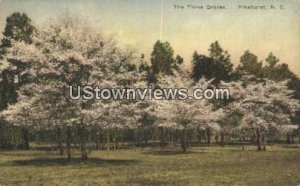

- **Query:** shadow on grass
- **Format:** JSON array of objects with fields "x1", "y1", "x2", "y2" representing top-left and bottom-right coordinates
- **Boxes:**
[
  {"x1": 281, "y1": 144, "x2": 300, "y2": 149},
  {"x1": 33, "y1": 146, "x2": 58, "y2": 151},
  {"x1": 125, "y1": 177, "x2": 188, "y2": 186},
  {"x1": 0, "y1": 157, "x2": 139, "y2": 167},
  {"x1": 142, "y1": 149, "x2": 205, "y2": 156},
  {"x1": 0, "y1": 151, "x2": 46, "y2": 157}
]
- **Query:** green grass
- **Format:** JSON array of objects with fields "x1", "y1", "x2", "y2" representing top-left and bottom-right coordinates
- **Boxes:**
[{"x1": 0, "y1": 145, "x2": 300, "y2": 186}]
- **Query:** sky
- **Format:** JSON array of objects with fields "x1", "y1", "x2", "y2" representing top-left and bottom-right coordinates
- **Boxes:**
[{"x1": 0, "y1": 0, "x2": 300, "y2": 75}]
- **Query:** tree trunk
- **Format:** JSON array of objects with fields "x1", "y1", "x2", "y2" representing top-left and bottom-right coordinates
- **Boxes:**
[
  {"x1": 113, "y1": 128, "x2": 117, "y2": 151},
  {"x1": 197, "y1": 129, "x2": 202, "y2": 145},
  {"x1": 171, "y1": 129, "x2": 174, "y2": 146},
  {"x1": 180, "y1": 129, "x2": 187, "y2": 152},
  {"x1": 106, "y1": 130, "x2": 110, "y2": 151},
  {"x1": 66, "y1": 126, "x2": 71, "y2": 160},
  {"x1": 120, "y1": 131, "x2": 124, "y2": 148},
  {"x1": 13, "y1": 127, "x2": 18, "y2": 150},
  {"x1": 262, "y1": 132, "x2": 267, "y2": 151},
  {"x1": 215, "y1": 134, "x2": 219, "y2": 143},
  {"x1": 79, "y1": 124, "x2": 88, "y2": 160},
  {"x1": 206, "y1": 128, "x2": 211, "y2": 145},
  {"x1": 74, "y1": 126, "x2": 78, "y2": 149},
  {"x1": 96, "y1": 129, "x2": 101, "y2": 150},
  {"x1": 220, "y1": 132, "x2": 225, "y2": 146},
  {"x1": 286, "y1": 132, "x2": 291, "y2": 144},
  {"x1": 153, "y1": 127, "x2": 158, "y2": 147},
  {"x1": 256, "y1": 127, "x2": 262, "y2": 151},
  {"x1": 35, "y1": 133, "x2": 40, "y2": 146},
  {"x1": 134, "y1": 128, "x2": 139, "y2": 147},
  {"x1": 22, "y1": 127, "x2": 30, "y2": 150},
  {"x1": 57, "y1": 127, "x2": 64, "y2": 156},
  {"x1": 160, "y1": 127, "x2": 166, "y2": 148},
  {"x1": 240, "y1": 136, "x2": 245, "y2": 151}
]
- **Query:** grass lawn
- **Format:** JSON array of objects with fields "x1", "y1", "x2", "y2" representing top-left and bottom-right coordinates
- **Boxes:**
[{"x1": 0, "y1": 145, "x2": 299, "y2": 186}]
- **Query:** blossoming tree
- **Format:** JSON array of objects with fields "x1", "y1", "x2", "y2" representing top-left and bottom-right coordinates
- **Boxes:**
[
  {"x1": 152, "y1": 73, "x2": 226, "y2": 152},
  {"x1": 0, "y1": 16, "x2": 142, "y2": 159},
  {"x1": 220, "y1": 76, "x2": 300, "y2": 150}
]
